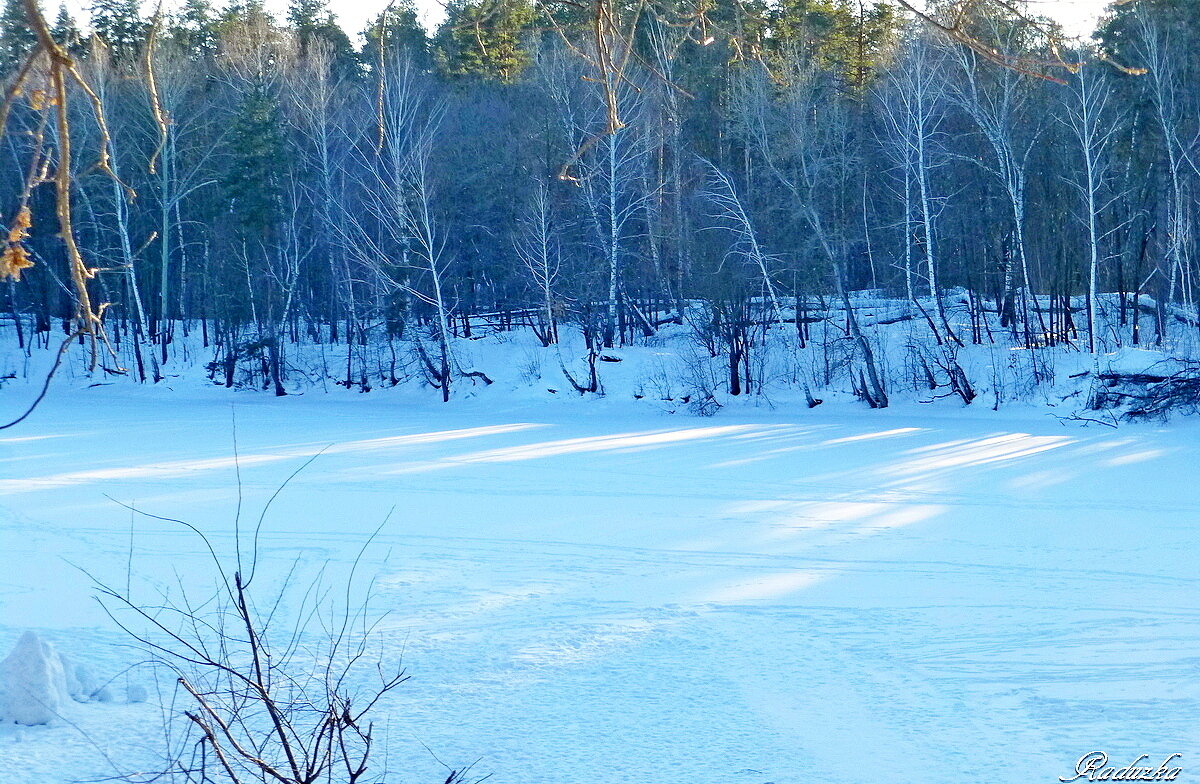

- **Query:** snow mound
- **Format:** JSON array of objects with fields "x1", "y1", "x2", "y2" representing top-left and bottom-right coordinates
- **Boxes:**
[
  {"x1": 0, "y1": 631, "x2": 122, "y2": 725},
  {"x1": 0, "y1": 631, "x2": 68, "y2": 726},
  {"x1": 1100, "y1": 347, "x2": 1182, "y2": 377}
]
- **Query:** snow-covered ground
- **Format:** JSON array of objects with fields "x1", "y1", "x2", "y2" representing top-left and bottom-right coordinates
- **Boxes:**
[{"x1": 1, "y1": 385, "x2": 1198, "y2": 783}]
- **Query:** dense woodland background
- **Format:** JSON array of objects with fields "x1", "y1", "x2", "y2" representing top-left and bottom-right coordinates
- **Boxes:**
[{"x1": 2, "y1": 0, "x2": 1199, "y2": 412}]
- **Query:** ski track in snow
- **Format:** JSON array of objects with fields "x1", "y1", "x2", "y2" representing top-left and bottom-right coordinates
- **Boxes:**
[{"x1": 0, "y1": 389, "x2": 1198, "y2": 783}]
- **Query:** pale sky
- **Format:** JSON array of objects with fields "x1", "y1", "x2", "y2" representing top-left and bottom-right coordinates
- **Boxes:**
[{"x1": 998, "y1": 0, "x2": 1111, "y2": 37}]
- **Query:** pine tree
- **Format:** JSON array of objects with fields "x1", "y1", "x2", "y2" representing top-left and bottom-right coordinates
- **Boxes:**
[
  {"x1": 288, "y1": 0, "x2": 357, "y2": 74},
  {"x1": 224, "y1": 84, "x2": 286, "y2": 239},
  {"x1": 1099, "y1": 0, "x2": 1200, "y2": 76},
  {"x1": 90, "y1": 0, "x2": 145, "y2": 63},
  {"x1": 168, "y1": 0, "x2": 218, "y2": 56},
  {"x1": 217, "y1": 0, "x2": 272, "y2": 35},
  {"x1": 844, "y1": 1, "x2": 899, "y2": 89},
  {"x1": 762, "y1": 0, "x2": 898, "y2": 87},
  {"x1": 0, "y1": 0, "x2": 37, "y2": 74},
  {"x1": 51, "y1": 3, "x2": 84, "y2": 55},
  {"x1": 434, "y1": 0, "x2": 535, "y2": 82},
  {"x1": 362, "y1": 0, "x2": 430, "y2": 73}
]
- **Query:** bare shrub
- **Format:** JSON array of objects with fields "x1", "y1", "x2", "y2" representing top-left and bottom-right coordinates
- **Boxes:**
[{"x1": 94, "y1": 487, "x2": 477, "y2": 784}]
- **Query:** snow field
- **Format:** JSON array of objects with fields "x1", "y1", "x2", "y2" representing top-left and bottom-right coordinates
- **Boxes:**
[{"x1": 0, "y1": 386, "x2": 1197, "y2": 783}]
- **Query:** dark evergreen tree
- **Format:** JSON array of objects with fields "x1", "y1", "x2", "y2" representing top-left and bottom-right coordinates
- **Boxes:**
[
  {"x1": 51, "y1": 3, "x2": 85, "y2": 55},
  {"x1": 434, "y1": 0, "x2": 535, "y2": 82},
  {"x1": 288, "y1": 0, "x2": 357, "y2": 75},
  {"x1": 766, "y1": 0, "x2": 898, "y2": 87},
  {"x1": 90, "y1": 0, "x2": 145, "y2": 63},
  {"x1": 0, "y1": 0, "x2": 37, "y2": 74},
  {"x1": 362, "y1": 0, "x2": 431, "y2": 73},
  {"x1": 168, "y1": 0, "x2": 218, "y2": 56},
  {"x1": 1098, "y1": 0, "x2": 1200, "y2": 76},
  {"x1": 223, "y1": 84, "x2": 285, "y2": 239},
  {"x1": 217, "y1": 0, "x2": 272, "y2": 35}
]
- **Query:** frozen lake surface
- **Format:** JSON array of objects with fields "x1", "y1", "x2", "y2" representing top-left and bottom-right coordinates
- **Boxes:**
[{"x1": 1, "y1": 388, "x2": 1197, "y2": 783}]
